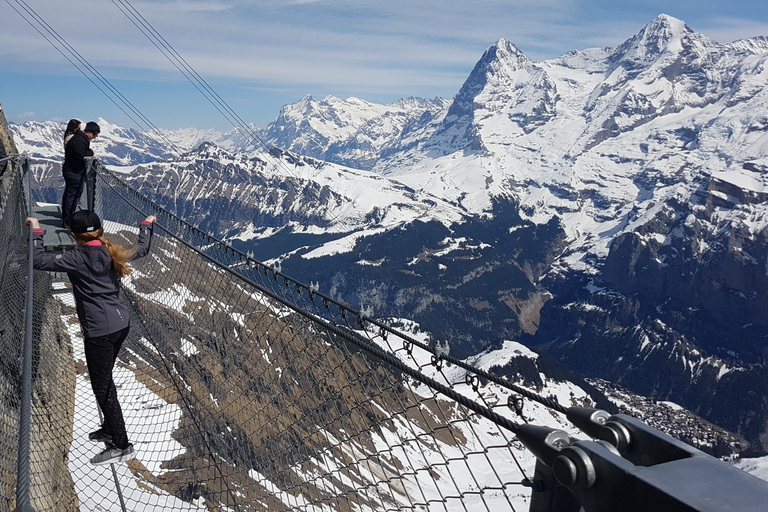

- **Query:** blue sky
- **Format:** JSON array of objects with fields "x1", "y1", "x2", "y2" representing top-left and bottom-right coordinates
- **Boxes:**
[{"x1": 1, "y1": 0, "x2": 767, "y2": 131}]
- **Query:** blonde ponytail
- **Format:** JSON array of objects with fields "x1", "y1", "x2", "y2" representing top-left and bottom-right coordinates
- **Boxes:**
[{"x1": 73, "y1": 228, "x2": 137, "y2": 278}]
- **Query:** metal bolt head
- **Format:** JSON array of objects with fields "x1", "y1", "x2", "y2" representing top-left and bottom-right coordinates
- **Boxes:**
[
  {"x1": 553, "y1": 455, "x2": 578, "y2": 487},
  {"x1": 552, "y1": 446, "x2": 596, "y2": 491}
]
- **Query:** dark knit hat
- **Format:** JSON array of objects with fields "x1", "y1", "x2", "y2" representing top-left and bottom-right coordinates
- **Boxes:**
[
  {"x1": 84, "y1": 121, "x2": 100, "y2": 134},
  {"x1": 70, "y1": 210, "x2": 102, "y2": 234}
]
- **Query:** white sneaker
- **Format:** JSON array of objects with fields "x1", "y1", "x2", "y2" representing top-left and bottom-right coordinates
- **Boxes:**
[{"x1": 90, "y1": 443, "x2": 135, "y2": 465}]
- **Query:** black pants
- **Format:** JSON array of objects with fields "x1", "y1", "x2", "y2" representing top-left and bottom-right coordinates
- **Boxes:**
[
  {"x1": 61, "y1": 170, "x2": 84, "y2": 223},
  {"x1": 84, "y1": 327, "x2": 130, "y2": 449}
]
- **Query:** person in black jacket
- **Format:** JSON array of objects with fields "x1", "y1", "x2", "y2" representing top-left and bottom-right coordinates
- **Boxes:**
[
  {"x1": 61, "y1": 121, "x2": 100, "y2": 228},
  {"x1": 27, "y1": 210, "x2": 156, "y2": 465},
  {"x1": 63, "y1": 118, "x2": 81, "y2": 150}
]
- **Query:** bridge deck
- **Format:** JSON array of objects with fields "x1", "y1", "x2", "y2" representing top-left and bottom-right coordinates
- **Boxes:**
[{"x1": 31, "y1": 204, "x2": 76, "y2": 250}]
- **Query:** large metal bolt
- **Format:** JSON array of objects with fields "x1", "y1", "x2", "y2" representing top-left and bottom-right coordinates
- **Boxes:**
[
  {"x1": 552, "y1": 446, "x2": 596, "y2": 491},
  {"x1": 553, "y1": 454, "x2": 578, "y2": 487},
  {"x1": 598, "y1": 421, "x2": 632, "y2": 455}
]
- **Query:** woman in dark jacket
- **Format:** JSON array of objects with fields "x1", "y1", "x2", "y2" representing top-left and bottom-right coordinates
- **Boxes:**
[
  {"x1": 27, "y1": 210, "x2": 156, "y2": 465},
  {"x1": 63, "y1": 118, "x2": 81, "y2": 150},
  {"x1": 61, "y1": 121, "x2": 99, "y2": 228}
]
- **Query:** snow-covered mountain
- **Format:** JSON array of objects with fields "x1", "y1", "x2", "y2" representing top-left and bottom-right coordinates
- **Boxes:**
[
  {"x1": 262, "y1": 95, "x2": 451, "y2": 169},
  {"x1": 121, "y1": 142, "x2": 468, "y2": 246},
  {"x1": 11, "y1": 118, "x2": 179, "y2": 165},
  {"x1": 12, "y1": 13, "x2": 768, "y2": 453}
]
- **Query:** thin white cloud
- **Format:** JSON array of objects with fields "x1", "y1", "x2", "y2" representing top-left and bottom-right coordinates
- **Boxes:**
[
  {"x1": 11, "y1": 111, "x2": 37, "y2": 122},
  {"x1": 695, "y1": 17, "x2": 768, "y2": 43},
  {"x1": 4, "y1": 1, "x2": 766, "y2": 79},
  {"x1": 132, "y1": 0, "x2": 234, "y2": 13},
  {"x1": 2, "y1": 0, "x2": 767, "y2": 128}
]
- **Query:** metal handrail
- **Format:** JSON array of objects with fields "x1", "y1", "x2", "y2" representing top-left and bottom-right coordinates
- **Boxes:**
[{"x1": 14, "y1": 154, "x2": 36, "y2": 512}]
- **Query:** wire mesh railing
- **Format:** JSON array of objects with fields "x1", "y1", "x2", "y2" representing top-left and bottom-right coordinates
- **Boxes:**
[
  {"x1": 93, "y1": 165, "x2": 541, "y2": 511},
  {"x1": 0, "y1": 157, "x2": 27, "y2": 512},
  {"x1": 1, "y1": 159, "x2": 595, "y2": 511},
  {"x1": 1, "y1": 156, "x2": 79, "y2": 512},
  {"x1": 8, "y1": 153, "x2": 768, "y2": 512}
]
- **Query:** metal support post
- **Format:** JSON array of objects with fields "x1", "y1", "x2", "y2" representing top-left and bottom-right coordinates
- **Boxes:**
[
  {"x1": 84, "y1": 156, "x2": 98, "y2": 212},
  {"x1": 14, "y1": 155, "x2": 37, "y2": 512}
]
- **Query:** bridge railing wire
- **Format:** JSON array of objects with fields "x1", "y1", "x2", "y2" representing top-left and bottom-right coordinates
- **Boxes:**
[
  {"x1": 0, "y1": 158, "x2": 27, "y2": 512},
  {"x1": 86, "y1": 165, "x2": 547, "y2": 511},
  {"x1": 2, "y1": 155, "x2": 585, "y2": 511},
  {"x1": 1, "y1": 156, "x2": 78, "y2": 512}
]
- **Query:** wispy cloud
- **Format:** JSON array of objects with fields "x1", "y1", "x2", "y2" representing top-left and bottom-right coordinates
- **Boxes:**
[
  {"x1": 135, "y1": 0, "x2": 234, "y2": 13},
  {"x1": 1, "y1": 0, "x2": 767, "y2": 128},
  {"x1": 11, "y1": 111, "x2": 37, "y2": 122},
  {"x1": 695, "y1": 17, "x2": 768, "y2": 43}
]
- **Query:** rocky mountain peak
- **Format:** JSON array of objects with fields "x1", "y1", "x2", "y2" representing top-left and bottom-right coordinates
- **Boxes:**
[
  {"x1": 280, "y1": 94, "x2": 325, "y2": 118},
  {"x1": 193, "y1": 140, "x2": 220, "y2": 154},
  {"x1": 608, "y1": 13, "x2": 705, "y2": 75},
  {"x1": 486, "y1": 38, "x2": 532, "y2": 70},
  {"x1": 431, "y1": 38, "x2": 554, "y2": 152},
  {"x1": 452, "y1": 38, "x2": 534, "y2": 110},
  {"x1": 643, "y1": 13, "x2": 691, "y2": 44}
]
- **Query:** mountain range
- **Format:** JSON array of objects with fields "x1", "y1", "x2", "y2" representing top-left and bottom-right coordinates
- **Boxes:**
[{"x1": 11, "y1": 13, "x2": 768, "y2": 453}]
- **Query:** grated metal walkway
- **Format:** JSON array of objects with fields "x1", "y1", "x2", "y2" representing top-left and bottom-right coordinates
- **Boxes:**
[{"x1": 30, "y1": 204, "x2": 75, "y2": 250}]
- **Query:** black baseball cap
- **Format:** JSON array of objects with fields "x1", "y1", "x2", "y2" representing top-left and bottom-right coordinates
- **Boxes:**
[
  {"x1": 84, "y1": 121, "x2": 101, "y2": 134},
  {"x1": 70, "y1": 210, "x2": 102, "y2": 234}
]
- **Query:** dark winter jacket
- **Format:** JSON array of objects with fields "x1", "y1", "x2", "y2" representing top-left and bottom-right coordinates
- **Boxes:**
[
  {"x1": 62, "y1": 129, "x2": 94, "y2": 175},
  {"x1": 32, "y1": 221, "x2": 154, "y2": 338}
]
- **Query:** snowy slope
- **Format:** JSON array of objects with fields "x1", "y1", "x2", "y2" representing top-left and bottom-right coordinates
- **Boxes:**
[{"x1": 115, "y1": 142, "x2": 469, "y2": 258}]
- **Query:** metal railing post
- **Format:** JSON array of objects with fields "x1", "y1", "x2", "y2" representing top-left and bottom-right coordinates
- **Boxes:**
[
  {"x1": 84, "y1": 156, "x2": 98, "y2": 212},
  {"x1": 15, "y1": 155, "x2": 37, "y2": 511}
]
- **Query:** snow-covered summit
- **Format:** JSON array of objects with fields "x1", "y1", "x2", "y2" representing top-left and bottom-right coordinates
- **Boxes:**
[
  {"x1": 609, "y1": 13, "x2": 695, "y2": 71},
  {"x1": 261, "y1": 94, "x2": 450, "y2": 169}
]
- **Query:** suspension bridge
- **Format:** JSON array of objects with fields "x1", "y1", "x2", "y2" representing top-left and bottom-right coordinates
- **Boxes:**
[
  {"x1": 2, "y1": 138, "x2": 768, "y2": 512},
  {"x1": 2, "y1": 0, "x2": 768, "y2": 508}
]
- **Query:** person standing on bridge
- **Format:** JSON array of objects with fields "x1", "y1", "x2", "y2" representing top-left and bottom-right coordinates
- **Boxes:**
[
  {"x1": 27, "y1": 210, "x2": 156, "y2": 465},
  {"x1": 63, "y1": 118, "x2": 81, "y2": 149},
  {"x1": 61, "y1": 120, "x2": 99, "y2": 229}
]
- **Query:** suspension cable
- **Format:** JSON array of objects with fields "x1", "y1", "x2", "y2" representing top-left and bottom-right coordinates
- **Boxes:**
[
  {"x1": 109, "y1": 0, "x2": 304, "y2": 180},
  {"x1": 5, "y1": 0, "x2": 184, "y2": 156},
  {"x1": 109, "y1": 1, "x2": 260, "y2": 149}
]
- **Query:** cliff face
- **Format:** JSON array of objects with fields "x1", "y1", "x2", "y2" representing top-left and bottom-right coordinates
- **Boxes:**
[
  {"x1": 0, "y1": 106, "x2": 78, "y2": 510},
  {"x1": 533, "y1": 168, "x2": 768, "y2": 452},
  {"x1": 0, "y1": 104, "x2": 18, "y2": 155},
  {"x1": 0, "y1": 103, "x2": 19, "y2": 198}
]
